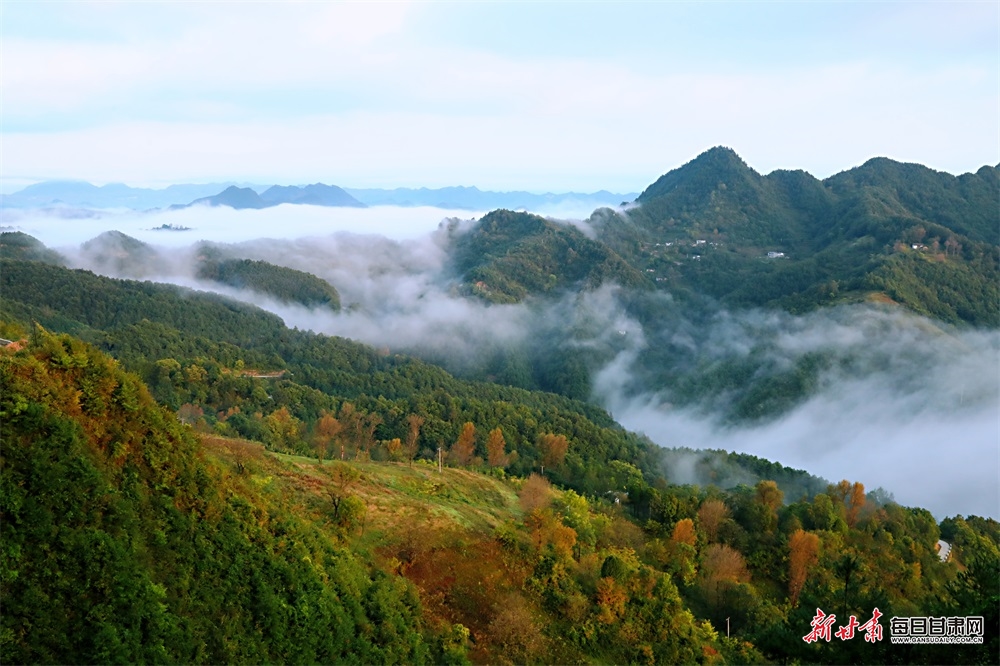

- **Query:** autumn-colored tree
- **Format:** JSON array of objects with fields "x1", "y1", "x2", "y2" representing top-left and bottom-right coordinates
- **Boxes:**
[
  {"x1": 359, "y1": 412, "x2": 383, "y2": 459},
  {"x1": 525, "y1": 508, "x2": 577, "y2": 558},
  {"x1": 755, "y1": 480, "x2": 783, "y2": 513},
  {"x1": 485, "y1": 595, "x2": 547, "y2": 663},
  {"x1": 384, "y1": 438, "x2": 403, "y2": 461},
  {"x1": 596, "y1": 576, "x2": 628, "y2": 624},
  {"x1": 338, "y1": 402, "x2": 361, "y2": 456},
  {"x1": 702, "y1": 544, "x2": 750, "y2": 585},
  {"x1": 945, "y1": 235, "x2": 961, "y2": 256},
  {"x1": 313, "y1": 411, "x2": 342, "y2": 464},
  {"x1": 788, "y1": 529, "x2": 820, "y2": 606},
  {"x1": 263, "y1": 406, "x2": 301, "y2": 450},
  {"x1": 537, "y1": 433, "x2": 569, "y2": 472},
  {"x1": 177, "y1": 403, "x2": 204, "y2": 426},
  {"x1": 519, "y1": 473, "x2": 552, "y2": 514},
  {"x1": 486, "y1": 427, "x2": 509, "y2": 468},
  {"x1": 832, "y1": 479, "x2": 852, "y2": 506},
  {"x1": 755, "y1": 480, "x2": 784, "y2": 532},
  {"x1": 671, "y1": 518, "x2": 697, "y2": 547},
  {"x1": 698, "y1": 499, "x2": 729, "y2": 543},
  {"x1": 847, "y1": 481, "x2": 866, "y2": 528},
  {"x1": 404, "y1": 413, "x2": 424, "y2": 466},
  {"x1": 451, "y1": 421, "x2": 476, "y2": 466},
  {"x1": 700, "y1": 543, "x2": 750, "y2": 608},
  {"x1": 666, "y1": 520, "x2": 698, "y2": 585}
]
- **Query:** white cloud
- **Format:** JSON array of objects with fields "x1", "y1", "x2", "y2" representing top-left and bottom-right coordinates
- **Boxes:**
[{"x1": 1, "y1": 3, "x2": 996, "y2": 189}]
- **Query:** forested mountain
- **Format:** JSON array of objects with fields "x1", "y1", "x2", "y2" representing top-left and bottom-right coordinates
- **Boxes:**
[
  {"x1": 1, "y1": 332, "x2": 434, "y2": 664},
  {"x1": 64, "y1": 232, "x2": 343, "y2": 310},
  {"x1": 0, "y1": 231, "x2": 66, "y2": 265},
  {"x1": 0, "y1": 258, "x2": 663, "y2": 492},
  {"x1": 590, "y1": 147, "x2": 999, "y2": 326},
  {"x1": 450, "y1": 209, "x2": 651, "y2": 303},
  {"x1": 2, "y1": 322, "x2": 996, "y2": 664},
  {"x1": 80, "y1": 231, "x2": 171, "y2": 276},
  {"x1": 195, "y1": 255, "x2": 342, "y2": 310}
]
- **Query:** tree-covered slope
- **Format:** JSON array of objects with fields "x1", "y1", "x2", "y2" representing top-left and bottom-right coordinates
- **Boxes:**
[
  {"x1": 196, "y1": 256, "x2": 341, "y2": 309},
  {"x1": 0, "y1": 231, "x2": 67, "y2": 265},
  {"x1": 452, "y1": 209, "x2": 651, "y2": 303},
  {"x1": 599, "y1": 148, "x2": 999, "y2": 325},
  {"x1": 79, "y1": 230, "x2": 172, "y2": 276},
  {"x1": 70, "y1": 232, "x2": 343, "y2": 309},
  {"x1": 4, "y1": 333, "x2": 996, "y2": 665},
  {"x1": 0, "y1": 331, "x2": 433, "y2": 664},
  {"x1": 0, "y1": 258, "x2": 662, "y2": 493}
]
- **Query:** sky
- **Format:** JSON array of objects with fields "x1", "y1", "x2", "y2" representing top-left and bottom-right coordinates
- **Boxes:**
[{"x1": 2, "y1": 2, "x2": 998, "y2": 193}]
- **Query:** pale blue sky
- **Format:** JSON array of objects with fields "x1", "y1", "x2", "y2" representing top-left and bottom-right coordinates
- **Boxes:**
[{"x1": 2, "y1": 1, "x2": 997, "y2": 191}]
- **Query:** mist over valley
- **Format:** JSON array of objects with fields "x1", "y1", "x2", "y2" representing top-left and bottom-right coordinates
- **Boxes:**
[
  {"x1": 5, "y1": 4, "x2": 999, "y2": 663},
  {"x1": 7, "y1": 149, "x2": 997, "y2": 519}
]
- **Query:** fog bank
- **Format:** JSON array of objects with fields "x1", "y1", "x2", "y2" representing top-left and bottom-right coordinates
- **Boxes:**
[{"x1": 33, "y1": 206, "x2": 1000, "y2": 519}]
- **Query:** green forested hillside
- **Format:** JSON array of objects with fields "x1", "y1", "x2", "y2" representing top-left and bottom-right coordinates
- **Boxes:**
[
  {"x1": 196, "y1": 255, "x2": 342, "y2": 309},
  {"x1": 71, "y1": 231, "x2": 343, "y2": 309},
  {"x1": 451, "y1": 209, "x2": 651, "y2": 303},
  {"x1": 79, "y1": 230, "x2": 169, "y2": 276},
  {"x1": 595, "y1": 148, "x2": 1000, "y2": 326},
  {"x1": 0, "y1": 258, "x2": 661, "y2": 494},
  {"x1": 0, "y1": 332, "x2": 433, "y2": 664},
  {"x1": 0, "y1": 231, "x2": 67, "y2": 265},
  {"x1": 3, "y1": 332, "x2": 996, "y2": 665}
]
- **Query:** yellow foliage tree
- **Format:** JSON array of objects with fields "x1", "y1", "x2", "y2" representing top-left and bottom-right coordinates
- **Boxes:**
[
  {"x1": 537, "y1": 433, "x2": 569, "y2": 472},
  {"x1": 314, "y1": 412, "x2": 342, "y2": 463},
  {"x1": 452, "y1": 421, "x2": 476, "y2": 466},
  {"x1": 487, "y1": 427, "x2": 509, "y2": 468},
  {"x1": 847, "y1": 482, "x2": 866, "y2": 528},
  {"x1": 671, "y1": 518, "x2": 697, "y2": 547},
  {"x1": 519, "y1": 473, "x2": 552, "y2": 514},
  {"x1": 596, "y1": 577, "x2": 628, "y2": 624},
  {"x1": 698, "y1": 499, "x2": 729, "y2": 543},
  {"x1": 788, "y1": 529, "x2": 820, "y2": 605}
]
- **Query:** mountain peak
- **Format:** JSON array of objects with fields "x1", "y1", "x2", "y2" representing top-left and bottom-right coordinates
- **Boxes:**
[
  {"x1": 636, "y1": 146, "x2": 758, "y2": 203},
  {"x1": 258, "y1": 183, "x2": 365, "y2": 207}
]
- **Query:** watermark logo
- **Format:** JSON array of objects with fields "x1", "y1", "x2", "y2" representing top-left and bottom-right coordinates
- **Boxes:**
[
  {"x1": 889, "y1": 616, "x2": 984, "y2": 644},
  {"x1": 803, "y1": 608, "x2": 984, "y2": 645},
  {"x1": 803, "y1": 608, "x2": 882, "y2": 643}
]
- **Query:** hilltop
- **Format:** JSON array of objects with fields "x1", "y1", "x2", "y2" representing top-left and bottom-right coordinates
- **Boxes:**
[
  {"x1": 594, "y1": 147, "x2": 999, "y2": 325},
  {"x1": 450, "y1": 209, "x2": 651, "y2": 303}
]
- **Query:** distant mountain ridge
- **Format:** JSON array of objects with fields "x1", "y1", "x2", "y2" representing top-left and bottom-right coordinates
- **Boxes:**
[
  {"x1": 0, "y1": 181, "x2": 250, "y2": 209},
  {"x1": 344, "y1": 185, "x2": 638, "y2": 211},
  {"x1": 2, "y1": 181, "x2": 635, "y2": 212},
  {"x1": 175, "y1": 184, "x2": 365, "y2": 210},
  {"x1": 260, "y1": 183, "x2": 365, "y2": 207}
]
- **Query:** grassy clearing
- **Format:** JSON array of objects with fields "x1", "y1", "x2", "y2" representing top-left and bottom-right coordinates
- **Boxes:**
[{"x1": 203, "y1": 437, "x2": 521, "y2": 540}]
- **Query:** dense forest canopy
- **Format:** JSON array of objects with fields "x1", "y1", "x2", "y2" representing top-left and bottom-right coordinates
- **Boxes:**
[{"x1": 3, "y1": 329, "x2": 996, "y2": 664}]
